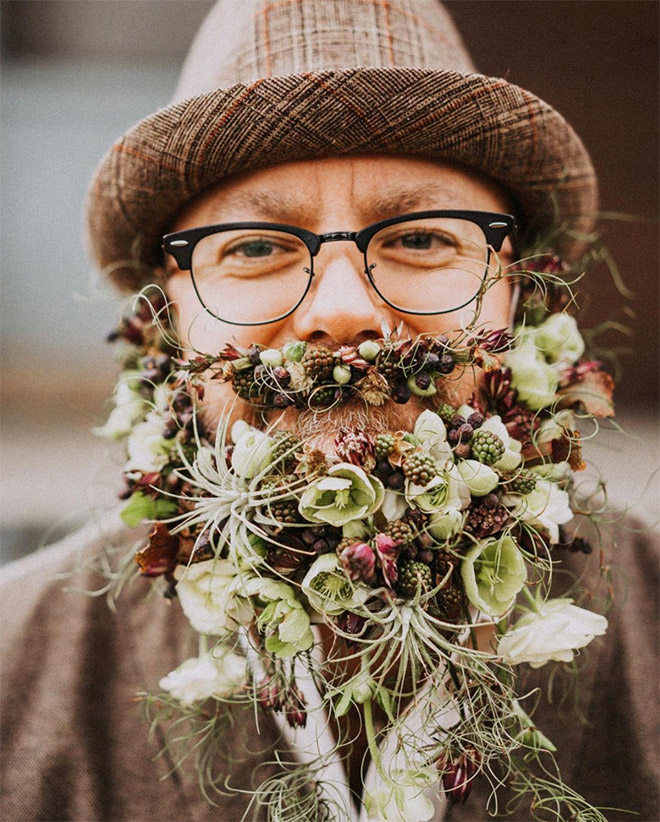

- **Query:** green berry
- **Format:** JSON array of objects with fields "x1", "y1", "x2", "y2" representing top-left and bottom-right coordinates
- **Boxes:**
[
  {"x1": 436, "y1": 403, "x2": 456, "y2": 425},
  {"x1": 358, "y1": 340, "x2": 381, "y2": 361},
  {"x1": 271, "y1": 431, "x2": 302, "y2": 471},
  {"x1": 508, "y1": 471, "x2": 537, "y2": 495},
  {"x1": 232, "y1": 367, "x2": 259, "y2": 400},
  {"x1": 471, "y1": 430, "x2": 505, "y2": 465},
  {"x1": 402, "y1": 452, "x2": 438, "y2": 486},
  {"x1": 332, "y1": 364, "x2": 352, "y2": 385},
  {"x1": 397, "y1": 559, "x2": 433, "y2": 598},
  {"x1": 375, "y1": 433, "x2": 396, "y2": 459},
  {"x1": 267, "y1": 498, "x2": 300, "y2": 525}
]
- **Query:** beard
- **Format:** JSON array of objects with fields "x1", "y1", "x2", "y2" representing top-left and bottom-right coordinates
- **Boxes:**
[{"x1": 199, "y1": 364, "x2": 479, "y2": 452}]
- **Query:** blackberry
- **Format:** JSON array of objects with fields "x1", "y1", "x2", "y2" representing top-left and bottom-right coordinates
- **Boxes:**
[
  {"x1": 436, "y1": 403, "x2": 456, "y2": 425},
  {"x1": 507, "y1": 471, "x2": 537, "y2": 495},
  {"x1": 435, "y1": 548, "x2": 459, "y2": 579},
  {"x1": 375, "y1": 351, "x2": 402, "y2": 384},
  {"x1": 465, "y1": 502, "x2": 512, "y2": 538},
  {"x1": 397, "y1": 559, "x2": 433, "y2": 598},
  {"x1": 271, "y1": 431, "x2": 302, "y2": 471},
  {"x1": 402, "y1": 452, "x2": 438, "y2": 486},
  {"x1": 375, "y1": 433, "x2": 396, "y2": 459},
  {"x1": 232, "y1": 367, "x2": 259, "y2": 401},
  {"x1": 436, "y1": 584, "x2": 465, "y2": 617},
  {"x1": 384, "y1": 519, "x2": 414, "y2": 546},
  {"x1": 302, "y1": 345, "x2": 335, "y2": 382},
  {"x1": 267, "y1": 499, "x2": 300, "y2": 525},
  {"x1": 309, "y1": 386, "x2": 338, "y2": 408},
  {"x1": 471, "y1": 430, "x2": 505, "y2": 465}
]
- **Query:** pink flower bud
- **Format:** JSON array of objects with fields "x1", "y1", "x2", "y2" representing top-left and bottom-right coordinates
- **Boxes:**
[
  {"x1": 336, "y1": 611, "x2": 367, "y2": 636},
  {"x1": 374, "y1": 533, "x2": 400, "y2": 587},
  {"x1": 340, "y1": 542, "x2": 376, "y2": 584},
  {"x1": 334, "y1": 427, "x2": 376, "y2": 469}
]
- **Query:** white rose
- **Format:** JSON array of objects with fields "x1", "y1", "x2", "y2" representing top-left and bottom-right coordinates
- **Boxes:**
[
  {"x1": 231, "y1": 427, "x2": 274, "y2": 478},
  {"x1": 523, "y1": 313, "x2": 585, "y2": 365},
  {"x1": 480, "y1": 415, "x2": 522, "y2": 471},
  {"x1": 175, "y1": 559, "x2": 253, "y2": 636},
  {"x1": 124, "y1": 412, "x2": 173, "y2": 473},
  {"x1": 506, "y1": 341, "x2": 559, "y2": 410},
  {"x1": 498, "y1": 598, "x2": 608, "y2": 668},
  {"x1": 502, "y1": 480, "x2": 573, "y2": 544},
  {"x1": 366, "y1": 768, "x2": 438, "y2": 822},
  {"x1": 159, "y1": 649, "x2": 246, "y2": 705},
  {"x1": 457, "y1": 459, "x2": 499, "y2": 496}
]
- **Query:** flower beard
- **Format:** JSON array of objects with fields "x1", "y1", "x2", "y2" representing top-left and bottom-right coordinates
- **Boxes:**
[{"x1": 199, "y1": 366, "x2": 478, "y2": 452}]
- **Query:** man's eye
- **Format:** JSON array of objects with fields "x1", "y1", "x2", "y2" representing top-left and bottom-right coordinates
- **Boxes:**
[
  {"x1": 397, "y1": 232, "x2": 454, "y2": 250},
  {"x1": 230, "y1": 239, "x2": 276, "y2": 258}
]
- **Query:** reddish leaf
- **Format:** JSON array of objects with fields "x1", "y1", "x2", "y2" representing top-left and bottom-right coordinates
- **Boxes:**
[
  {"x1": 551, "y1": 431, "x2": 586, "y2": 471},
  {"x1": 134, "y1": 522, "x2": 179, "y2": 577},
  {"x1": 559, "y1": 369, "x2": 615, "y2": 418}
]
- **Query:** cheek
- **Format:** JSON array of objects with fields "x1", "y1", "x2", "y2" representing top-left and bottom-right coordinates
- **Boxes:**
[{"x1": 405, "y1": 275, "x2": 512, "y2": 337}]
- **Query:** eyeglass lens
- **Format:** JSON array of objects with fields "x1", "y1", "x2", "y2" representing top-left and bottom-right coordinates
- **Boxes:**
[{"x1": 190, "y1": 217, "x2": 491, "y2": 324}]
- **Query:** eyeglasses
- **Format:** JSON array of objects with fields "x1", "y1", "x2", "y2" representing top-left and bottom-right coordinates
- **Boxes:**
[{"x1": 163, "y1": 210, "x2": 515, "y2": 326}]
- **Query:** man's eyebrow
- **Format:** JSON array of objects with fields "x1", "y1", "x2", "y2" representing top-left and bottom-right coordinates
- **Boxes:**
[
  {"x1": 364, "y1": 184, "x2": 464, "y2": 220},
  {"x1": 214, "y1": 189, "x2": 306, "y2": 222}
]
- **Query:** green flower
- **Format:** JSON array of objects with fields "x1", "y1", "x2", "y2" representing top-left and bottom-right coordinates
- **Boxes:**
[
  {"x1": 298, "y1": 463, "x2": 384, "y2": 527},
  {"x1": 461, "y1": 534, "x2": 527, "y2": 617},
  {"x1": 506, "y1": 341, "x2": 559, "y2": 410},
  {"x1": 247, "y1": 578, "x2": 314, "y2": 658},
  {"x1": 301, "y1": 553, "x2": 370, "y2": 616}
]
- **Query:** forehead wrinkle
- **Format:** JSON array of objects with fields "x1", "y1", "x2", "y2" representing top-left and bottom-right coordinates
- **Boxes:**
[{"x1": 361, "y1": 183, "x2": 465, "y2": 222}]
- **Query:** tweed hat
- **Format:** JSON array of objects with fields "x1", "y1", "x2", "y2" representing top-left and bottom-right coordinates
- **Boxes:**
[{"x1": 86, "y1": 0, "x2": 597, "y2": 290}]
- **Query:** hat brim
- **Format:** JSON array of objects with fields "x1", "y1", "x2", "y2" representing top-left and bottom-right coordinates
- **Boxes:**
[{"x1": 86, "y1": 66, "x2": 597, "y2": 290}]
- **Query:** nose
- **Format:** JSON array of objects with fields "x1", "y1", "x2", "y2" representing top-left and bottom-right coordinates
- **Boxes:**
[{"x1": 291, "y1": 242, "x2": 397, "y2": 344}]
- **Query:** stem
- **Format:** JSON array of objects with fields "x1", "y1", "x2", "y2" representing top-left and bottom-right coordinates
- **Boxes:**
[
  {"x1": 522, "y1": 587, "x2": 540, "y2": 613},
  {"x1": 363, "y1": 698, "x2": 385, "y2": 778}
]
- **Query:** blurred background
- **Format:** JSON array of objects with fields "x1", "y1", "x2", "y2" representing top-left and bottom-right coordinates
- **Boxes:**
[{"x1": 1, "y1": 0, "x2": 658, "y2": 562}]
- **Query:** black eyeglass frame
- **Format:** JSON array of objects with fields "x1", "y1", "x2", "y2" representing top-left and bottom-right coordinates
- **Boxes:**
[{"x1": 162, "y1": 210, "x2": 516, "y2": 326}]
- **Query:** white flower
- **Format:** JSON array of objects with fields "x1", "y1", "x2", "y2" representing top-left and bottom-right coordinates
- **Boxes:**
[
  {"x1": 231, "y1": 427, "x2": 274, "y2": 478},
  {"x1": 124, "y1": 411, "x2": 173, "y2": 473},
  {"x1": 301, "y1": 553, "x2": 370, "y2": 616},
  {"x1": 414, "y1": 410, "x2": 453, "y2": 463},
  {"x1": 405, "y1": 465, "x2": 470, "y2": 515},
  {"x1": 381, "y1": 489, "x2": 408, "y2": 522},
  {"x1": 427, "y1": 507, "x2": 465, "y2": 540},
  {"x1": 480, "y1": 415, "x2": 523, "y2": 471},
  {"x1": 175, "y1": 559, "x2": 253, "y2": 636},
  {"x1": 506, "y1": 341, "x2": 559, "y2": 410},
  {"x1": 457, "y1": 459, "x2": 499, "y2": 496},
  {"x1": 502, "y1": 480, "x2": 573, "y2": 543},
  {"x1": 499, "y1": 598, "x2": 608, "y2": 668},
  {"x1": 94, "y1": 372, "x2": 146, "y2": 439},
  {"x1": 159, "y1": 649, "x2": 246, "y2": 705},
  {"x1": 365, "y1": 768, "x2": 438, "y2": 822},
  {"x1": 522, "y1": 313, "x2": 585, "y2": 365}
]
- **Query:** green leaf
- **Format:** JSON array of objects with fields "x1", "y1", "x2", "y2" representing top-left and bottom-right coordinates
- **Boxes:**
[{"x1": 120, "y1": 491, "x2": 178, "y2": 528}]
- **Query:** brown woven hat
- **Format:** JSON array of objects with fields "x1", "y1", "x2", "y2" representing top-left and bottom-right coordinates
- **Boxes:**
[{"x1": 86, "y1": 0, "x2": 597, "y2": 290}]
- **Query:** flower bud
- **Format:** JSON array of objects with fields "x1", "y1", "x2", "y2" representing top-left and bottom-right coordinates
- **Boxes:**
[
  {"x1": 282, "y1": 340, "x2": 306, "y2": 362},
  {"x1": 339, "y1": 542, "x2": 376, "y2": 584},
  {"x1": 260, "y1": 348, "x2": 284, "y2": 367}
]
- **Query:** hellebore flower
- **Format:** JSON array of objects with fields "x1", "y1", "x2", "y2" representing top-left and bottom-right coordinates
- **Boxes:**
[
  {"x1": 461, "y1": 534, "x2": 527, "y2": 617},
  {"x1": 230, "y1": 425, "x2": 274, "y2": 478},
  {"x1": 247, "y1": 577, "x2": 314, "y2": 659},
  {"x1": 498, "y1": 598, "x2": 608, "y2": 668},
  {"x1": 502, "y1": 480, "x2": 573, "y2": 544},
  {"x1": 520, "y1": 313, "x2": 585, "y2": 366},
  {"x1": 299, "y1": 463, "x2": 384, "y2": 527},
  {"x1": 302, "y1": 553, "x2": 370, "y2": 616},
  {"x1": 506, "y1": 341, "x2": 559, "y2": 410}
]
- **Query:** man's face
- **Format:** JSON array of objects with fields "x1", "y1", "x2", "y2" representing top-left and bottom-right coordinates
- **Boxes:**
[{"x1": 165, "y1": 155, "x2": 513, "y2": 439}]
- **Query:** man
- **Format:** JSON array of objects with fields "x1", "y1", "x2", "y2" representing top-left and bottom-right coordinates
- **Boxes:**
[{"x1": 1, "y1": 1, "x2": 657, "y2": 821}]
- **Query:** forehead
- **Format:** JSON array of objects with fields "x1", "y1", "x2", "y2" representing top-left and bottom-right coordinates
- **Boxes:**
[{"x1": 170, "y1": 155, "x2": 513, "y2": 231}]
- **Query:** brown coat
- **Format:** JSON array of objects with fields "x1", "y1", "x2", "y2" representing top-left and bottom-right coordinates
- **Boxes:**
[{"x1": 1, "y1": 511, "x2": 658, "y2": 821}]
